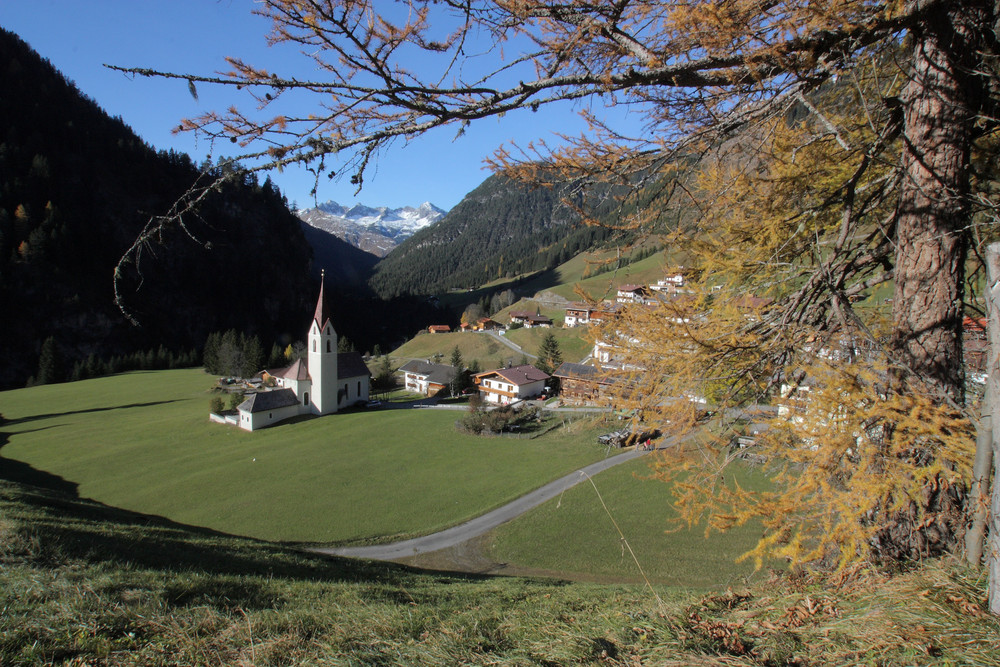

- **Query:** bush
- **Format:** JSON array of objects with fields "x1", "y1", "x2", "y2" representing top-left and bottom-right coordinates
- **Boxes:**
[
  {"x1": 228, "y1": 393, "x2": 245, "y2": 411},
  {"x1": 459, "y1": 405, "x2": 540, "y2": 435},
  {"x1": 209, "y1": 396, "x2": 224, "y2": 414}
]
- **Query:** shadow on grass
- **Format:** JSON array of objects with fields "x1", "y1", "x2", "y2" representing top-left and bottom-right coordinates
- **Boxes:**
[
  {"x1": 4, "y1": 400, "x2": 183, "y2": 426},
  {"x1": 0, "y1": 428, "x2": 82, "y2": 499},
  {"x1": 0, "y1": 471, "x2": 499, "y2": 594}
]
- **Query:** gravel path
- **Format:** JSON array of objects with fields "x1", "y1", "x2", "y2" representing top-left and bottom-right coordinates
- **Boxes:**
[{"x1": 313, "y1": 445, "x2": 657, "y2": 561}]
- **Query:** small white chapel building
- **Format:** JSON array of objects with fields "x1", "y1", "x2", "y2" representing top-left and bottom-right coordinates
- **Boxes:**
[{"x1": 232, "y1": 272, "x2": 370, "y2": 431}]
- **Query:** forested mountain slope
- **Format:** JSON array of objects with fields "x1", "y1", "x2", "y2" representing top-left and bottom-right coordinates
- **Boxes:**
[
  {"x1": 368, "y1": 174, "x2": 619, "y2": 297},
  {"x1": 0, "y1": 28, "x2": 320, "y2": 388}
]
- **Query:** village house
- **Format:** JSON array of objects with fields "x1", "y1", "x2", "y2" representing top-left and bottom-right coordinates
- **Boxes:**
[
  {"x1": 472, "y1": 317, "x2": 503, "y2": 331},
  {"x1": 473, "y1": 364, "x2": 550, "y2": 405},
  {"x1": 616, "y1": 284, "x2": 650, "y2": 304},
  {"x1": 398, "y1": 359, "x2": 457, "y2": 396},
  {"x1": 564, "y1": 302, "x2": 596, "y2": 327},
  {"x1": 428, "y1": 324, "x2": 452, "y2": 334},
  {"x1": 650, "y1": 273, "x2": 685, "y2": 293},
  {"x1": 552, "y1": 361, "x2": 614, "y2": 405},
  {"x1": 212, "y1": 272, "x2": 371, "y2": 431},
  {"x1": 589, "y1": 301, "x2": 622, "y2": 325},
  {"x1": 508, "y1": 310, "x2": 534, "y2": 325}
]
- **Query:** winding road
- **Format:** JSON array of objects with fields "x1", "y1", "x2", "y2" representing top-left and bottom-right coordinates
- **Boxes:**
[{"x1": 313, "y1": 445, "x2": 658, "y2": 561}]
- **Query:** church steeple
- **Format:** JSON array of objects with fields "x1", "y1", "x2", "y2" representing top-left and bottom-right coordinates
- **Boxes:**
[
  {"x1": 308, "y1": 269, "x2": 338, "y2": 415},
  {"x1": 313, "y1": 269, "x2": 329, "y2": 329}
]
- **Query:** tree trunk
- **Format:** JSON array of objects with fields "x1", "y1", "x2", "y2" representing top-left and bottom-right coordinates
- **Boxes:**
[
  {"x1": 966, "y1": 397, "x2": 992, "y2": 565},
  {"x1": 891, "y1": 0, "x2": 989, "y2": 402},
  {"x1": 987, "y1": 243, "x2": 1000, "y2": 615},
  {"x1": 872, "y1": 0, "x2": 991, "y2": 564}
]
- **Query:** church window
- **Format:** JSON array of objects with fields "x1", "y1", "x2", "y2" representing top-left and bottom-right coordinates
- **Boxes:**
[
  {"x1": 327, "y1": 340, "x2": 331, "y2": 353},
  {"x1": 304, "y1": 392, "x2": 309, "y2": 406},
  {"x1": 357, "y1": 381, "x2": 361, "y2": 394},
  {"x1": 313, "y1": 340, "x2": 317, "y2": 352}
]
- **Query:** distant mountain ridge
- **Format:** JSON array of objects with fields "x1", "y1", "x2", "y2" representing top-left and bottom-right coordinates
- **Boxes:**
[
  {"x1": 297, "y1": 201, "x2": 446, "y2": 257},
  {"x1": 368, "y1": 174, "x2": 620, "y2": 297}
]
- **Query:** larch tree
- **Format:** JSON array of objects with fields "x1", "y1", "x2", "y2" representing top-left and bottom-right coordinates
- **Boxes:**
[{"x1": 113, "y1": 1, "x2": 1000, "y2": 586}]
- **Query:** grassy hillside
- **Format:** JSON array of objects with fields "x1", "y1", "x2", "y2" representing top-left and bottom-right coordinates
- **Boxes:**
[
  {"x1": 3, "y1": 478, "x2": 996, "y2": 665},
  {"x1": 503, "y1": 325, "x2": 594, "y2": 364},
  {"x1": 389, "y1": 331, "x2": 510, "y2": 367},
  {"x1": 488, "y1": 457, "x2": 774, "y2": 586},
  {"x1": 0, "y1": 369, "x2": 612, "y2": 544}
]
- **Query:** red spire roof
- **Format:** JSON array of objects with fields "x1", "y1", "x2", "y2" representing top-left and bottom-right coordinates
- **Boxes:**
[{"x1": 313, "y1": 270, "x2": 329, "y2": 329}]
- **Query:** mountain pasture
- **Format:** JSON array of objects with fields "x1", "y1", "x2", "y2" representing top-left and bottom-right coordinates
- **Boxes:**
[{"x1": 0, "y1": 369, "x2": 609, "y2": 544}]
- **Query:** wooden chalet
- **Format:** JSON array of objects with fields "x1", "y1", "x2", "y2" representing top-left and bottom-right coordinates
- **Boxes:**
[{"x1": 552, "y1": 361, "x2": 614, "y2": 405}]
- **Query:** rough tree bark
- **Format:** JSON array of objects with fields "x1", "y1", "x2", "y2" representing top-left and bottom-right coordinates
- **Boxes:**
[
  {"x1": 892, "y1": 0, "x2": 988, "y2": 401},
  {"x1": 871, "y1": 0, "x2": 991, "y2": 563}
]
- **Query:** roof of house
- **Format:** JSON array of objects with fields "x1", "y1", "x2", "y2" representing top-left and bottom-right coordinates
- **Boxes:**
[
  {"x1": 428, "y1": 324, "x2": 452, "y2": 332},
  {"x1": 271, "y1": 358, "x2": 310, "y2": 381},
  {"x1": 618, "y1": 284, "x2": 647, "y2": 292},
  {"x1": 337, "y1": 351, "x2": 370, "y2": 379},
  {"x1": 475, "y1": 364, "x2": 550, "y2": 385},
  {"x1": 508, "y1": 310, "x2": 534, "y2": 319},
  {"x1": 398, "y1": 359, "x2": 457, "y2": 384},
  {"x1": 238, "y1": 388, "x2": 301, "y2": 413},
  {"x1": 552, "y1": 361, "x2": 612, "y2": 383},
  {"x1": 527, "y1": 314, "x2": 552, "y2": 323}
]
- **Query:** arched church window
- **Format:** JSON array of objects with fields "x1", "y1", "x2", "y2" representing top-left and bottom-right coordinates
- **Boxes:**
[
  {"x1": 313, "y1": 340, "x2": 317, "y2": 352},
  {"x1": 327, "y1": 340, "x2": 331, "y2": 353}
]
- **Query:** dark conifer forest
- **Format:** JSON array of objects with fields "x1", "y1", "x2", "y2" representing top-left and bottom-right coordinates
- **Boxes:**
[
  {"x1": 0, "y1": 28, "x2": 625, "y2": 389},
  {"x1": 0, "y1": 28, "x2": 431, "y2": 389},
  {"x1": 369, "y1": 173, "x2": 619, "y2": 297}
]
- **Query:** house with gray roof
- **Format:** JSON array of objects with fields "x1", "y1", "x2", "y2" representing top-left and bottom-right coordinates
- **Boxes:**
[{"x1": 398, "y1": 360, "x2": 457, "y2": 396}]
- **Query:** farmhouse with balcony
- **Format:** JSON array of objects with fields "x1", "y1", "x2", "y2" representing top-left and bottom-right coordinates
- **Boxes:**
[
  {"x1": 564, "y1": 302, "x2": 597, "y2": 327},
  {"x1": 552, "y1": 361, "x2": 615, "y2": 405},
  {"x1": 473, "y1": 364, "x2": 550, "y2": 405}
]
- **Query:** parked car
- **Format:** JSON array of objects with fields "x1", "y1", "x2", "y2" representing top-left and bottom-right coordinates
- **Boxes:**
[{"x1": 366, "y1": 399, "x2": 383, "y2": 409}]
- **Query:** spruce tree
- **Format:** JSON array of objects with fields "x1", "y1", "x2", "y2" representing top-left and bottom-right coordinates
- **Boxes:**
[{"x1": 35, "y1": 336, "x2": 63, "y2": 385}]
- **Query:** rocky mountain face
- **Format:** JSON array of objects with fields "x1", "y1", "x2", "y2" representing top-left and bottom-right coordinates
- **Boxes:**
[{"x1": 297, "y1": 201, "x2": 447, "y2": 257}]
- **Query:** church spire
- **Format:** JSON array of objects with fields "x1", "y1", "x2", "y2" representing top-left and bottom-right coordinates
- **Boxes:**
[{"x1": 313, "y1": 269, "x2": 328, "y2": 328}]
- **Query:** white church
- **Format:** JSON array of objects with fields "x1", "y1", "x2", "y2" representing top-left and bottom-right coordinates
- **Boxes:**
[{"x1": 226, "y1": 272, "x2": 370, "y2": 431}]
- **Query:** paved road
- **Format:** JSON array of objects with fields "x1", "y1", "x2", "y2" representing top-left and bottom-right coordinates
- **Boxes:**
[{"x1": 313, "y1": 445, "x2": 659, "y2": 561}]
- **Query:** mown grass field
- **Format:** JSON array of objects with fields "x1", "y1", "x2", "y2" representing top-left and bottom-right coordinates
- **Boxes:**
[
  {"x1": 0, "y1": 369, "x2": 610, "y2": 544},
  {"x1": 488, "y1": 457, "x2": 777, "y2": 587}
]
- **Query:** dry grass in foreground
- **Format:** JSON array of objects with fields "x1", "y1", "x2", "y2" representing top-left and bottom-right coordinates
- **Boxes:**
[{"x1": 1, "y1": 479, "x2": 997, "y2": 666}]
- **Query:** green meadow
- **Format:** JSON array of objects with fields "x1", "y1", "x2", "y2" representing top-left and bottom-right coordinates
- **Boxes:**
[
  {"x1": 0, "y1": 369, "x2": 609, "y2": 545},
  {"x1": 489, "y1": 457, "x2": 776, "y2": 587}
]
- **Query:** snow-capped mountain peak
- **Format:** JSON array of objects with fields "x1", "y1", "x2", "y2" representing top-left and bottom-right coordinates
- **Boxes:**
[{"x1": 296, "y1": 200, "x2": 447, "y2": 258}]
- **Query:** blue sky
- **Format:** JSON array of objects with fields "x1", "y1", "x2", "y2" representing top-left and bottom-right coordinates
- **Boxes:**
[{"x1": 0, "y1": 1, "x2": 632, "y2": 211}]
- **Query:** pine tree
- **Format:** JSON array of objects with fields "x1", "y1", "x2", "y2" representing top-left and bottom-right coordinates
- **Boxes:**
[
  {"x1": 536, "y1": 331, "x2": 563, "y2": 375},
  {"x1": 35, "y1": 336, "x2": 63, "y2": 386},
  {"x1": 449, "y1": 346, "x2": 465, "y2": 396}
]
